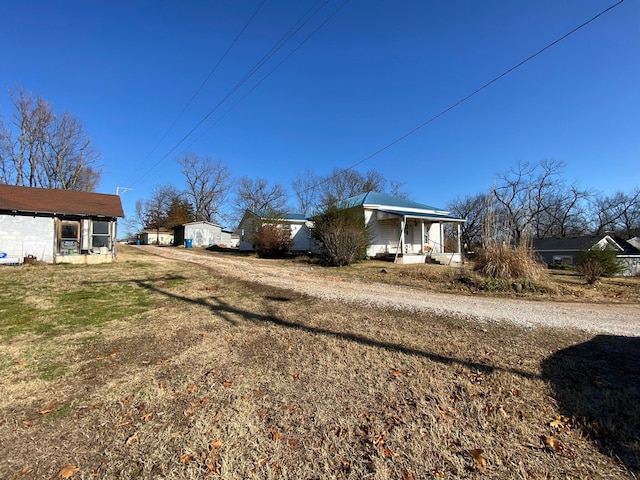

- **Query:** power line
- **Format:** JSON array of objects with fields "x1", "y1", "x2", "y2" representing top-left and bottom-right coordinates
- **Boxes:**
[
  {"x1": 132, "y1": 0, "x2": 335, "y2": 187},
  {"x1": 337, "y1": 0, "x2": 625, "y2": 175},
  {"x1": 129, "y1": 1, "x2": 266, "y2": 182},
  {"x1": 184, "y1": 0, "x2": 352, "y2": 151}
]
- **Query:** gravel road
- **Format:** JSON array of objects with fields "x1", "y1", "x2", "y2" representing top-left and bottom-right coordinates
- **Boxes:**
[{"x1": 137, "y1": 246, "x2": 640, "y2": 337}]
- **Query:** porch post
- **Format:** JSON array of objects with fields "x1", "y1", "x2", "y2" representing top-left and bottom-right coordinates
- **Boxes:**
[
  {"x1": 400, "y1": 217, "x2": 406, "y2": 253},
  {"x1": 440, "y1": 223, "x2": 444, "y2": 253},
  {"x1": 457, "y1": 222, "x2": 462, "y2": 255},
  {"x1": 421, "y1": 221, "x2": 425, "y2": 253}
]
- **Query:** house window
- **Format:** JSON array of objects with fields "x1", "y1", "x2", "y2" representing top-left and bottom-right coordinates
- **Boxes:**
[
  {"x1": 553, "y1": 255, "x2": 573, "y2": 265},
  {"x1": 59, "y1": 220, "x2": 80, "y2": 253},
  {"x1": 92, "y1": 221, "x2": 111, "y2": 249}
]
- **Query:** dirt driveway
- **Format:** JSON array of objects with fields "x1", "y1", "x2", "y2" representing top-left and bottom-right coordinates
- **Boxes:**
[{"x1": 136, "y1": 246, "x2": 640, "y2": 337}]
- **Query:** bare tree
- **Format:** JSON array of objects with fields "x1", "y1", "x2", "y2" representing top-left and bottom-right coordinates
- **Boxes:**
[
  {"x1": 143, "y1": 185, "x2": 181, "y2": 240},
  {"x1": 317, "y1": 168, "x2": 388, "y2": 206},
  {"x1": 123, "y1": 199, "x2": 147, "y2": 240},
  {"x1": 291, "y1": 169, "x2": 320, "y2": 215},
  {"x1": 235, "y1": 176, "x2": 288, "y2": 218},
  {"x1": 0, "y1": 87, "x2": 101, "y2": 191},
  {"x1": 591, "y1": 188, "x2": 640, "y2": 237},
  {"x1": 448, "y1": 193, "x2": 489, "y2": 250},
  {"x1": 492, "y1": 159, "x2": 588, "y2": 243},
  {"x1": 178, "y1": 153, "x2": 233, "y2": 224}
]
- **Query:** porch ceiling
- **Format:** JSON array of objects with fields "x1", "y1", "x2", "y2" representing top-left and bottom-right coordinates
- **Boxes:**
[{"x1": 378, "y1": 209, "x2": 465, "y2": 223}]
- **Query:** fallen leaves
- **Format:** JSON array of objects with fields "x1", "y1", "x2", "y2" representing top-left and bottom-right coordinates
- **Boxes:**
[
  {"x1": 57, "y1": 465, "x2": 79, "y2": 478},
  {"x1": 389, "y1": 368, "x2": 410, "y2": 378},
  {"x1": 469, "y1": 448, "x2": 488, "y2": 469},
  {"x1": 38, "y1": 399, "x2": 59, "y2": 415},
  {"x1": 125, "y1": 432, "x2": 139, "y2": 445},
  {"x1": 209, "y1": 438, "x2": 224, "y2": 450},
  {"x1": 140, "y1": 412, "x2": 153, "y2": 422},
  {"x1": 549, "y1": 415, "x2": 571, "y2": 431},
  {"x1": 540, "y1": 435, "x2": 566, "y2": 453}
]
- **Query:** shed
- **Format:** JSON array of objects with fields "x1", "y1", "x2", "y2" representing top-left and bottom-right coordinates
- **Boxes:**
[
  {"x1": 139, "y1": 229, "x2": 174, "y2": 245},
  {"x1": 174, "y1": 221, "x2": 225, "y2": 247},
  {"x1": 0, "y1": 184, "x2": 124, "y2": 265}
]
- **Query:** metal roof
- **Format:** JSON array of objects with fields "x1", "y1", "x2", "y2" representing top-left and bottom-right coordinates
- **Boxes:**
[{"x1": 340, "y1": 191, "x2": 446, "y2": 213}]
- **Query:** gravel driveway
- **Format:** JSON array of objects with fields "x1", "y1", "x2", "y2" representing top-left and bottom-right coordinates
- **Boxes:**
[{"x1": 137, "y1": 246, "x2": 640, "y2": 337}]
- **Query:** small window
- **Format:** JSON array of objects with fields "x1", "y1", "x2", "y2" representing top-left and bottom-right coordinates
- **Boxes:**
[
  {"x1": 61, "y1": 222, "x2": 79, "y2": 240},
  {"x1": 59, "y1": 221, "x2": 80, "y2": 254},
  {"x1": 553, "y1": 255, "x2": 573, "y2": 265},
  {"x1": 92, "y1": 221, "x2": 111, "y2": 249}
]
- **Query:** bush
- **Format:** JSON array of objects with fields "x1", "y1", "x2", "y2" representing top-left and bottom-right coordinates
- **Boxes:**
[
  {"x1": 253, "y1": 224, "x2": 293, "y2": 258},
  {"x1": 474, "y1": 242, "x2": 546, "y2": 280},
  {"x1": 311, "y1": 205, "x2": 370, "y2": 266},
  {"x1": 576, "y1": 247, "x2": 623, "y2": 284}
]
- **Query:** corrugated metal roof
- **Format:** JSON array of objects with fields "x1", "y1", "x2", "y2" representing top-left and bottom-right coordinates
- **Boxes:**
[
  {"x1": 0, "y1": 184, "x2": 124, "y2": 217},
  {"x1": 340, "y1": 191, "x2": 445, "y2": 212}
]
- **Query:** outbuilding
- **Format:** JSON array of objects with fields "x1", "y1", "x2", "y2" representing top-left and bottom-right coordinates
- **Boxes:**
[
  {"x1": 174, "y1": 221, "x2": 227, "y2": 247},
  {"x1": 0, "y1": 184, "x2": 124, "y2": 265}
]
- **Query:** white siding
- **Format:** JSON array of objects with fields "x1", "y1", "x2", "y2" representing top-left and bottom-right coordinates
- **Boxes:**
[
  {"x1": 184, "y1": 223, "x2": 222, "y2": 247},
  {"x1": 290, "y1": 223, "x2": 312, "y2": 252},
  {"x1": 0, "y1": 214, "x2": 55, "y2": 263}
]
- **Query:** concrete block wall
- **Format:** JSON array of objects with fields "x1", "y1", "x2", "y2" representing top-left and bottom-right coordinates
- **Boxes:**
[{"x1": 0, "y1": 215, "x2": 55, "y2": 263}]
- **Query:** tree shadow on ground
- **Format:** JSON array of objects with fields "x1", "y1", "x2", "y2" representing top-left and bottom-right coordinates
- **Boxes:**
[
  {"x1": 114, "y1": 277, "x2": 539, "y2": 381},
  {"x1": 541, "y1": 335, "x2": 640, "y2": 474}
]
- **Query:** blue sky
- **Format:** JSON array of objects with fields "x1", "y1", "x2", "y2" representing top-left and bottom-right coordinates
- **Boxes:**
[{"x1": 1, "y1": 1, "x2": 638, "y2": 228}]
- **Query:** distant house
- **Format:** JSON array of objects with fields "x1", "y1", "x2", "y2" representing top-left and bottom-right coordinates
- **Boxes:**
[
  {"x1": 0, "y1": 184, "x2": 124, "y2": 265},
  {"x1": 139, "y1": 229, "x2": 174, "y2": 246},
  {"x1": 174, "y1": 221, "x2": 230, "y2": 248},
  {"x1": 333, "y1": 191, "x2": 466, "y2": 264},
  {"x1": 238, "y1": 210, "x2": 313, "y2": 252},
  {"x1": 532, "y1": 234, "x2": 640, "y2": 276}
]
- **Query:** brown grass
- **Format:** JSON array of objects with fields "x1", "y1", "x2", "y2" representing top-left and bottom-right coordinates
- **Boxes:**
[
  {"x1": 0, "y1": 246, "x2": 638, "y2": 479},
  {"x1": 474, "y1": 243, "x2": 546, "y2": 281}
]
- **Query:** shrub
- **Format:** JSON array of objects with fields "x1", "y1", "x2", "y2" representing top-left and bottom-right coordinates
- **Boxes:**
[
  {"x1": 253, "y1": 224, "x2": 292, "y2": 258},
  {"x1": 474, "y1": 242, "x2": 546, "y2": 280},
  {"x1": 311, "y1": 205, "x2": 371, "y2": 266},
  {"x1": 576, "y1": 247, "x2": 623, "y2": 284}
]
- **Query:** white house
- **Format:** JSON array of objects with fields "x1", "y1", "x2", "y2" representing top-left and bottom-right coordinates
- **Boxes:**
[
  {"x1": 238, "y1": 210, "x2": 313, "y2": 252},
  {"x1": 336, "y1": 191, "x2": 466, "y2": 264},
  {"x1": 0, "y1": 184, "x2": 124, "y2": 265},
  {"x1": 237, "y1": 192, "x2": 465, "y2": 264},
  {"x1": 139, "y1": 229, "x2": 174, "y2": 246}
]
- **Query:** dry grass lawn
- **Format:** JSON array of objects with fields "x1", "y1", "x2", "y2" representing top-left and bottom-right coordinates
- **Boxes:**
[{"x1": 0, "y1": 246, "x2": 638, "y2": 479}]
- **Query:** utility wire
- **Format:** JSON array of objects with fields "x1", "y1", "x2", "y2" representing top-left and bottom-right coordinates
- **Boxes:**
[
  {"x1": 184, "y1": 0, "x2": 352, "y2": 151},
  {"x1": 334, "y1": 0, "x2": 625, "y2": 176},
  {"x1": 132, "y1": 0, "x2": 332, "y2": 186},
  {"x1": 130, "y1": 1, "x2": 266, "y2": 181},
  {"x1": 148, "y1": 0, "x2": 267, "y2": 158}
]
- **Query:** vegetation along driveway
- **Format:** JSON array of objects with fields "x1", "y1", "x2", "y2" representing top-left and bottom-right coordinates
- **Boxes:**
[{"x1": 139, "y1": 246, "x2": 640, "y2": 337}]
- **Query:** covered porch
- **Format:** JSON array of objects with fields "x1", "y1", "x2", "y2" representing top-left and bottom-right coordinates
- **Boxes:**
[{"x1": 371, "y1": 210, "x2": 465, "y2": 265}]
